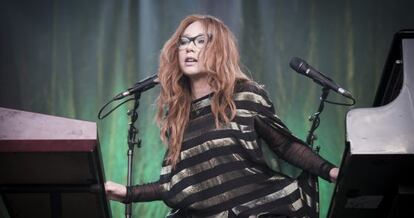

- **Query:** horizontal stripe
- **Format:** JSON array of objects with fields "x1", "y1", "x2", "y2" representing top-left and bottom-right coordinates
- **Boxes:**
[
  {"x1": 181, "y1": 128, "x2": 257, "y2": 151},
  {"x1": 161, "y1": 165, "x2": 171, "y2": 175},
  {"x1": 189, "y1": 179, "x2": 270, "y2": 209},
  {"x1": 178, "y1": 144, "x2": 246, "y2": 172},
  {"x1": 238, "y1": 189, "x2": 303, "y2": 217},
  {"x1": 234, "y1": 81, "x2": 267, "y2": 97},
  {"x1": 177, "y1": 173, "x2": 271, "y2": 210},
  {"x1": 182, "y1": 137, "x2": 261, "y2": 168},
  {"x1": 258, "y1": 115, "x2": 287, "y2": 130},
  {"x1": 235, "y1": 100, "x2": 272, "y2": 114},
  {"x1": 170, "y1": 154, "x2": 246, "y2": 188},
  {"x1": 194, "y1": 176, "x2": 295, "y2": 216},
  {"x1": 238, "y1": 138, "x2": 258, "y2": 150},
  {"x1": 191, "y1": 96, "x2": 212, "y2": 111},
  {"x1": 235, "y1": 108, "x2": 257, "y2": 117},
  {"x1": 167, "y1": 168, "x2": 266, "y2": 205},
  {"x1": 227, "y1": 121, "x2": 253, "y2": 133},
  {"x1": 180, "y1": 137, "x2": 236, "y2": 160},
  {"x1": 185, "y1": 114, "x2": 216, "y2": 141},
  {"x1": 163, "y1": 160, "x2": 251, "y2": 198},
  {"x1": 234, "y1": 91, "x2": 272, "y2": 108},
  {"x1": 190, "y1": 106, "x2": 212, "y2": 120},
  {"x1": 236, "y1": 181, "x2": 299, "y2": 212}
]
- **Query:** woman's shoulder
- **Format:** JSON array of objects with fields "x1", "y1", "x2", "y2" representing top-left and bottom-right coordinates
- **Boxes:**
[
  {"x1": 235, "y1": 79, "x2": 269, "y2": 98},
  {"x1": 234, "y1": 79, "x2": 274, "y2": 109}
]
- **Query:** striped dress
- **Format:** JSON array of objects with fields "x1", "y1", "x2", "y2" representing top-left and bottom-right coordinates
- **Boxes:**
[{"x1": 129, "y1": 81, "x2": 335, "y2": 218}]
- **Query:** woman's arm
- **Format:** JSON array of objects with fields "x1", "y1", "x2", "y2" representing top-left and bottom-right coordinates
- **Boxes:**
[
  {"x1": 105, "y1": 180, "x2": 163, "y2": 203},
  {"x1": 254, "y1": 116, "x2": 337, "y2": 182}
]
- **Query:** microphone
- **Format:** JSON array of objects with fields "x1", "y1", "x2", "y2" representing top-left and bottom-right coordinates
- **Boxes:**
[
  {"x1": 113, "y1": 73, "x2": 159, "y2": 100},
  {"x1": 289, "y1": 57, "x2": 353, "y2": 98}
]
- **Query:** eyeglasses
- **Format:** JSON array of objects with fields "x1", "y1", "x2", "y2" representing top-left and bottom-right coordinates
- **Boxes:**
[{"x1": 178, "y1": 34, "x2": 210, "y2": 50}]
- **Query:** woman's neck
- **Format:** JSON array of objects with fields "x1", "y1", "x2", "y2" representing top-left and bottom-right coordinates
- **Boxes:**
[{"x1": 189, "y1": 75, "x2": 212, "y2": 100}]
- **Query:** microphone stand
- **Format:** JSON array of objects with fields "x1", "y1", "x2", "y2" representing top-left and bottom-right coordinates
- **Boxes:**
[
  {"x1": 307, "y1": 86, "x2": 329, "y2": 148},
  {"x1": 301, "y1": 86, "x2": 330, "y2": 217},
  {"x1": 125, "y1": 92, "x2": 142, "y2": 218},
  {"x1": 97, "y1": 76, "x2": 159, "y2": 218}
]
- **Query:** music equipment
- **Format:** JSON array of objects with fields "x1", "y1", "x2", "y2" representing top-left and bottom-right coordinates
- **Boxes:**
[
  {"x1": 328, "y1": 30, "x2": 414, "y2": 218},
  {"x1": 0, "y1": 107, "x2": 111, "y2": 218}
]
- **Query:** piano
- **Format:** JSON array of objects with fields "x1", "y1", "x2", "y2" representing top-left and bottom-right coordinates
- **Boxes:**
[
  {"x1": 0, "y1": 107, "x2": 111, "y2": 218},
  {"x1": 328, "y1": 30, "x2": 414, "y2": 217}
]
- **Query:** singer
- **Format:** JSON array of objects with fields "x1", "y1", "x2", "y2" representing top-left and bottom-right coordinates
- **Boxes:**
[{"x1": 105, "y1": 14, "x2": 338, "y2": 218}]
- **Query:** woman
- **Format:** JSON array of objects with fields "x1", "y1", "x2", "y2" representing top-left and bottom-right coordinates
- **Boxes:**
[{"x1": 105, "y1": 14, "x2": 338, "y2": 218}]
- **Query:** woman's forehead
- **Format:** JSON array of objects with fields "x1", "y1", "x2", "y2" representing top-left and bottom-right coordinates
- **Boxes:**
[{"x1": 182, "y1": 21, "x2": 206, "y2": 37}]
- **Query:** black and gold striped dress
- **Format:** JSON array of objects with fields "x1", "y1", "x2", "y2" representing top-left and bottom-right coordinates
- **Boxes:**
[{"x1": 127, "y1": 80, "x2": 335, "y2": 218}]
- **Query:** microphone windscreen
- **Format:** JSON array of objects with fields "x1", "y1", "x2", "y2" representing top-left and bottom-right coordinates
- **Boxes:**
[{"x1": 289, "y1": 57, "x2": 305, "y2": 73}]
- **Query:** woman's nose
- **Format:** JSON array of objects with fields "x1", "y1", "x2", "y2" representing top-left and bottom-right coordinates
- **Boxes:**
[{"x1": 185, "y1": 42, "x2": 197, "y2": 52}]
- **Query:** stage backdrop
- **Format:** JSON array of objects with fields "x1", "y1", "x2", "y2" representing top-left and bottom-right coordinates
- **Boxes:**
[{"x1": 1, "y1": 0, "x2": 414, "y2": 217}]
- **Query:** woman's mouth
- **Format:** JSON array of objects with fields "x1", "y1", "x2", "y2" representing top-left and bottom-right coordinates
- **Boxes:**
[{"x1": 184, "y1": 57, "x2": 198, "y2": 66}]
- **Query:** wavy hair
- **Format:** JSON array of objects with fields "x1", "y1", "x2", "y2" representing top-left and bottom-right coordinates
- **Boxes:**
[{"x1": 156, "y1": 15, "x2": 249, "y2": 167}]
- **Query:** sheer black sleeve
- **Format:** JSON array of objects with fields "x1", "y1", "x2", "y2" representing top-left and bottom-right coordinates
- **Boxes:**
[
  {"x1": 123, "y1": 181, "x2": 163, "y2": 204},
  {"x1": 245, "y1": 82, "x2": 336, "y2": 182},
  {"x1": 254, "y1": 116, "x2": 335, "y2": 182}
]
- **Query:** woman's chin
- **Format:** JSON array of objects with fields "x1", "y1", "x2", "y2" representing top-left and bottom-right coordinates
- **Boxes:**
[{"x1": 183, "y1": 69, "x2": 205, "y2": 78}]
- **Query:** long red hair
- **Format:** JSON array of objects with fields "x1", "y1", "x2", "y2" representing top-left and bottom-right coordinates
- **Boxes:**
[{"x1": 156, "y1": 15, "x2": 249, "y2": 167}]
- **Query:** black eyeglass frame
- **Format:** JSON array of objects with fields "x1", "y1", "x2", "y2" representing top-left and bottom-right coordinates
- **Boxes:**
[{"x1": 177, "y1": 34, "x2": 212, "y2": 50}]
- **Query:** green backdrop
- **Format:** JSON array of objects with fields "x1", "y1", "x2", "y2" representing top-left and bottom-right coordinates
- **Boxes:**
[{"x1": 1, "y1": 0, "x2": 414, "y2": 217}]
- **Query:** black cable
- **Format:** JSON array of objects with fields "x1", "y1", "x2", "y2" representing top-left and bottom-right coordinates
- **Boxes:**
[
  {"x1": 98, "y1": 97, "x2": 135, "y2": 120},
  {"x1": 324, "y1": 95, "x2": 356, "y2": 106}
]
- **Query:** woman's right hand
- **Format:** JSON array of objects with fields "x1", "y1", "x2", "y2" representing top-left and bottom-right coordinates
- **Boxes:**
[
  {"x1": 105, "y1": 181, "x2": 127, "y2": 202},
  {"x1": 329, "y1": 167, "x2": 339, "y2": 183}
]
